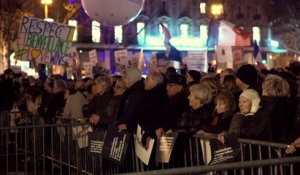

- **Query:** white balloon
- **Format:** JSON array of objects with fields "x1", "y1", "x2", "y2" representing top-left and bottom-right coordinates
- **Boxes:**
[{"x1": 81, "y1": 0, "x2": 145, "y2": 26}]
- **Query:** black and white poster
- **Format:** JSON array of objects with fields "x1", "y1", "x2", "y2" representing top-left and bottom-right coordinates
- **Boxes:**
[
  {"x1": 209, "y1": 133, "x2": 241, "y2": 165},
  {"x1": 88, "y1": 131, "x2": 106, "y2": 156},
  {"x1": 102, "y1": 126, "x2": 130, "y2": 164},
  {"x1": 155, "y1": 132, "x2": 178, "y2": 163}
]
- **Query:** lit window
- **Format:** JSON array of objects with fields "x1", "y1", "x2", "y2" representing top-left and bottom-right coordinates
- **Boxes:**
[
  {"x1": 253, "y1": 26, "x2": 260, "y2": 44},
  {"x1": 92, "y1": 21, "x2": 101, "y2": 43},
  {"x1": 114, "y1": 25, "x2": 123, "y2": 43},
  {"x1": 68, "y1": 20, "x2": 78, "y2": 42},
  {"x1": 180, "y1": 23, "x2": 189, "y2": 39},
  {"x1": 137, "y1": 22, "x2": 145, "y2": 45},
  {"x1": 200, "y1": 2, "x2": 206, "y2": 14},
  {"x1": 200, "y1": 25, "x2": 208, "y2": 45}
]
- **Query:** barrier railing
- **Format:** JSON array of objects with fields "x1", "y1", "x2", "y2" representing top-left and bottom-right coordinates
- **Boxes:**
[{"x1": 0, "y1": 112, "x2": 298, "y2": 175}]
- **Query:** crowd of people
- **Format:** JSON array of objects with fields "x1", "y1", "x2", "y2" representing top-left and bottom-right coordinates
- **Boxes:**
[{"x1": 1, "y1": 62, "x2": 300, "y2": 169}]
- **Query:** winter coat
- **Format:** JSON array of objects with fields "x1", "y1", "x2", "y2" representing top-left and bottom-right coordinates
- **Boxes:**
[
  {"x1": 202, "y1": 110, "x2": 234, "y2": 134},
  {"x1": 44, "y1": 91, "x2": 66, "y2": 123},
  {"x1": 160, "y1": 91, "x2": 189, "y2": 131},
  {"x1": 261, "y1": 96, "x2": 296, "y2": 143},
  {"x1": 138, "y1": 84, "x2": 167, "y2": 138},
  {"x1": 177, "y1": 102, "x2": 214, "y2": 137},
  {"x1": 116, "y1": 80, "x2": 144, "y2": 133},
  {"x1": 82, "y1": 92, "x2": 112, "y2": 119}
]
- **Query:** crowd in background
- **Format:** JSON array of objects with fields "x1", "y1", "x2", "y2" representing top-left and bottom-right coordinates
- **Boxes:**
[{"x1": 1, "y1": 62, "x2": 300, "y2": 169}]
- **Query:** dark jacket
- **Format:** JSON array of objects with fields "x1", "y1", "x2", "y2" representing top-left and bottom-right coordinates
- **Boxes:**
[
  {"x1": 45, "y1": 91, "x2": 66, "y2": 123},
  {"x1": 138, "y1": 84, "x2": 167, "y2": 138},
  {"x1": 177, "y1": 102, "x2": 214, "y2": 137},
  {"x1": 260, "y1": 96, "x2": 296, "y2": 143},
  {"x1": 82, "y1": 92, "x2": 112, "y2": 119},
  {"x1": 240, "y1": 106, "x2": 272, "y2": 141},
  {"x1": 116, "y1": 80, "x2": 144, "y2": 133},
  {"x1": 0, "y1": 78, "x2": 15, "y2": 111},
  {"x1": 160, "y1": 91, "x2": 189, "y2": 131},
  {"x1": 202, "y1": 110, "x2": 234, "y2": 134}
]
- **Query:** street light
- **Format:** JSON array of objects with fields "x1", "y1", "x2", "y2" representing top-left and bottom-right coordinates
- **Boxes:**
[
  {"x1": 210, "y1": 2, "x2": 224, "y2": 19},
  {"x1": 41, "y1": 0, "x2": 52, "y2": 19}
]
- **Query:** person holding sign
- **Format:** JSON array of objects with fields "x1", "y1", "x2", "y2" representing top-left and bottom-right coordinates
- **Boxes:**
[
  {"x1": 116, "y1": 68, "x2": 144, "y2": 133},
  {"x1": 82, "y1": 77, "x2": 112, "y2": 129}
]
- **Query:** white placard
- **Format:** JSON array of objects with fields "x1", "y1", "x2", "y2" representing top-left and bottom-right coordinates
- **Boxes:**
[
  {"x1": 83, "y1": 62, "x2": 93, "y2": 78},
  {"x1": 186, "y1": 51, "x2": 207, "y2": 72},
  {"x1": 89, "y1": 49, "x2": 98, "y2": 66}
]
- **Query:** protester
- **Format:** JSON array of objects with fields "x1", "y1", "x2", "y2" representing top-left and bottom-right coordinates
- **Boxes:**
[
  {"x1": 116, "y1": 67, "x2": 144, "y2": 133},
  {"x1": 235, "y1": 64, "x2": 258, "y2": 91}
]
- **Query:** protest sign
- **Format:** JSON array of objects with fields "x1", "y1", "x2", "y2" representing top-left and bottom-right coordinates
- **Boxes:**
[
  {"x1": 114, "y1": 49, "x2": 128, "y2": 73},
  {"x1": 135, "y1": 125, "x2": 155, "y2": 165},
  {"x1": 186, "y1": 51, "x2": 207, "y2": 72},
  {"x1": 216, "y1": 46, "x2": 233, "y2": 69},
  {"x1": 15, "y1": 16, "x2": 75, "y2": 65},
  {"x1": 209, "y1": 133, "x2": 240, "y2": 165},
  {"x1": 89, "y1": 49, "x2": 98, "y2": 66},
  {"x1": 102, "y1": 126, "x2": 130, "y2": 164},
  {"x1": 155, "y1": 132, "x2": 178, "y2": 163},
  {"x1": 88, "y1": 131, "x2": 106, "y2": 156}
]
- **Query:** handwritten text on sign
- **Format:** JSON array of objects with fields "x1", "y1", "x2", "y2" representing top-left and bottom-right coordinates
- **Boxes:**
[{"x1": 15, "y1": 16, "x2": 75, "y2": 65}]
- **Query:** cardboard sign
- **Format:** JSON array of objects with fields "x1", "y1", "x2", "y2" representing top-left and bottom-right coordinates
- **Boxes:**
[
  {"x1": 15, "y1": 16, "x2": 75, "y2": 65},
  {"x1": 135, "y1": 125, "x2": 155, "y2": 165},
  {"x1": 209, "y1": 133, "x2": 240, "y2": 165},
  {"x1": 155, "y1": 132, "x2": 178, "y2": 163},
  {"x1": 88, "y1": 131, "x2": 106, "y2": 156},
  {"x1": 89, "y1": 49, "x2": 98, "y2": 66},
  {"x1": 186, "y1": 51, "x2": 207, "y2": 72},
  {"x1": 102, "y1": 126, "x2": 130, "y2": 165},
  {"x1": 114, "y1": 49, "x2": 128, "y2": 73},
  {"x1": 216, "y1": 46, "x2": 233, "y2": 69}
]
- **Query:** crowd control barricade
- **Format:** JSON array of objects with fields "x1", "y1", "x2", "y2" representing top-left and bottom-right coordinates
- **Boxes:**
[{"x1": 0, "y1": 116, "x2": 299, "y2": 175}]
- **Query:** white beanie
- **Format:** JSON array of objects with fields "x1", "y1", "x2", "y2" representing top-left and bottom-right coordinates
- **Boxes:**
[
  {"x1": 240, "y1": 89, "x2": 260, "y2": 114},
  {"x1": 125, "y1": 67, "x2": 142, "y2": 87}
]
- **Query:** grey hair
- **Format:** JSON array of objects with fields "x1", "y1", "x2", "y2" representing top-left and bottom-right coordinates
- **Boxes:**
[
  {"x1": 54, "y1": 79, "x2": 67, "y2": 91},
  {"x1": 189, "y1": 83, "x2": 213, "y2": 105},
  {"x1": 147, "y1": 72, "x2": 164, "y2": 85}
]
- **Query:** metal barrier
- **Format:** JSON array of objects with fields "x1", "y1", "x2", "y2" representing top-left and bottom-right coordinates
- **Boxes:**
[{"x1": 0, "y1": 113, "x2": 299, "y2": 175}]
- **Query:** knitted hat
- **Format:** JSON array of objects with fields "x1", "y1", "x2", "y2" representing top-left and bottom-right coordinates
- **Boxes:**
[
  {"x1": 188, "y1": 70, "x2": 201, "y2": 81},
  {"x1": 168, "y1": 74, "x2": 186, "y2": 86},
  {"x1": 236, "y1": 64, "x2": 258, "y2": 87},
  {"x1": 125, "y1": 67, "x2": 142, "y2": 87},
  {"x1": 240, "y1": 89, "x2": 260, "y2": 114}
]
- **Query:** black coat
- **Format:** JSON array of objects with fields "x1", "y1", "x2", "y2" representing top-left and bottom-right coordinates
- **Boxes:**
[
  {"x1": 116, "y1": 80, "x2": 144, "y2": 133},
  {"x1": 259, "y1": 96, "x2": 296, "y2": 143},
  {"x1": 82, "y1": 92, "x2": 112, "y2": 119},
  {"x1": 177, "y1": 102, "x2": 214, "y2": 137},
  {"x1": 0, "y1": 78, "x2": 15, "y2": 111},
  {"x1": 240, "y1": 105, "x2": 272, "y2": 141},
  {"x1": 160, "y1": 91, "x2": 189, "y2": 131},
  {"x1": 138, "y1": 84, "x2": 167, "y2": 137},
  {"x1": 202, "y1": 111, "x2": 234, "y2": 134},
  {"x1": 45, "y1": 91, "x2": 66, "y2": 122}
]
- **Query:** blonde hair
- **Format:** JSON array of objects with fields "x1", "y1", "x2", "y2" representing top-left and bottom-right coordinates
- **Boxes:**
[
  {"x1": 262, "y1": 75, "x2": 290, "y2": 97},
  {"x1": 95, "y1": 76, "x2": 112, "y2": 92}
]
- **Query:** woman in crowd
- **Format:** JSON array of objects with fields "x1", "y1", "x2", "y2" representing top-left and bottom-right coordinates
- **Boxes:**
[
  {"x1": 84, "y1": 77, "x2": 112, "y2": 129},
  {"x1": 116, "y1": 67, "x2": 144, "y2": 133},
  {"x1": 202, "y1": 90, "x2": 236, "y2": 134}
]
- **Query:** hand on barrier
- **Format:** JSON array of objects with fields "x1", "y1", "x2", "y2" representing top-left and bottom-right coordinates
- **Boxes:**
[
  {"x1": 155, "y1": 128, "x2": 164, "y2": 140},
  {"x1": 117, "y1": 124, "x2": 127, "y2": 132},
  {"x1": 89, "y1": 114, "x2": 100, "y2": 125}
]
